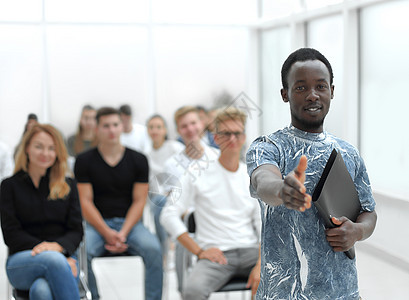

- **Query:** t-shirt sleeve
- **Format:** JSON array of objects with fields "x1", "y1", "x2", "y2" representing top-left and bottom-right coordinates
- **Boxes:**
[
  {"x1": 134, "y1": 152, "x2": 149, "y2": 183},
  {"x1": 160, "y1": 173, "x2": 192, "y2": 239},
  {"x1": 74, "y1": 153, "x2": 90, "y2": 183},
  {"x1": 354, "y1": 155, "x2": 376, "y2": 212},
  {"x1": 246, "y1": 136, "x2": 282, "y2": 198}
]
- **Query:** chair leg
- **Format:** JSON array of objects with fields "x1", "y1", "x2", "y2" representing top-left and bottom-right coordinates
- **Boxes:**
[
  {"x1": 7, "y1": 281, "x2": 15, "y2": 300},
  {"x1": 79, "y1": 269, "x2": 92, "y2": 300}
]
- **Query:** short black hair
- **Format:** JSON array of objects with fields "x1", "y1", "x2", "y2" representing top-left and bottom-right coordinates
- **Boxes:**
[
  {"x1": 119, "y1": 104, "x2": 132, "y2": 116},
  {"x1": 82, "y1": 104, "x2": 95, "y2": 111},
  {"x1": 281, "y1": 48, "x2": 334, "y2": 90},
  {"x1": 96, "y1": 107, "x2": 120, "y2": 123},
  {"x1": 27, "y1": 113, "x2": 38, "y2": 121}
]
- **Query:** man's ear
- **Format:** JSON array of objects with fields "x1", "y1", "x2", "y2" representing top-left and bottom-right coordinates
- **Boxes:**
[
  {"x1": 331, "y1": 85, "x2": 335, "y2": 99},
  {"x1": 281, "y1": 88, "x2": 289, "y2": 103}
]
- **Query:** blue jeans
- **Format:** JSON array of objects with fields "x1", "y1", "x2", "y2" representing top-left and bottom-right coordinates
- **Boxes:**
[
  {"x1": 149, "y1": 193, "x2": 169, "y2": 254},
  {"x1": 86, "y1": 218, "x2": 163, "y2": 300},
  {"x1": 6, "y1": 250, "x2": 80, "y2": 300}
]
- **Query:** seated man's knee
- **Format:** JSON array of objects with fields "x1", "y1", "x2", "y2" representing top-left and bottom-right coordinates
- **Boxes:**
[
  {"x1": 86, "y1": 239, "x2": 105, "y2": 258},
  {"x1": 30, "y1": 278, "x2": 53, "y2": 300},
  {"x1": 42, "y1": 251, "x2": 69, "y2": 269},
  {"x1": 183, "y1": 280, "x2": 208, "y2": 300},
  {"x1": 135, "y1": 234, "x2": 162, "y2": 259}
]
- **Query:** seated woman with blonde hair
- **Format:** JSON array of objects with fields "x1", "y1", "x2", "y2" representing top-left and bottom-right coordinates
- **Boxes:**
[{"x1": 0, "y1": 124, "x2": 83, "y2": 300}]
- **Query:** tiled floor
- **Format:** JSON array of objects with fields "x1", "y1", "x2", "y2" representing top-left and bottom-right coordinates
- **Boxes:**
[{"x1": 1, "y1": 237, "x2": 409, "y2": 299}]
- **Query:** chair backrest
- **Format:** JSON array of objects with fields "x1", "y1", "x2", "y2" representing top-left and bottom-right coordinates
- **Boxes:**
[{"x1": 187, "y1": 211, "x2": 196, "y2": 233}]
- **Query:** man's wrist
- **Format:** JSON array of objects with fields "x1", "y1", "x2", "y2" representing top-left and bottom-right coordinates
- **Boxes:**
[{"x1": 196, "y1": 248, "x2": 204, "y2": 258}]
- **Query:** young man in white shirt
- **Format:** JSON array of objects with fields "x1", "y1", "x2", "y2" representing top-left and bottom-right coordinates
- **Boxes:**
[
  {"x1": 163, "y1": 106, "x2": 219, "y2": 183},
  {"x1": 161, "y1": 107, "x2": 261, "y2": 299},
  {"x1": 119, "y1": 104, "x2": 150, "y2": 153}
]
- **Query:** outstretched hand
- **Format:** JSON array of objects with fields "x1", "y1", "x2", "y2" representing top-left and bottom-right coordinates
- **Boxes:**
[{"x1": 279, "y1": 155, "x2": 312, "y2": 212}]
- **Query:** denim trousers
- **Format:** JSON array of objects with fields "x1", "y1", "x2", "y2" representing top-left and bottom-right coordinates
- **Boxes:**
[
  {"x1": 86, "y1": 218, "x2": 163, "y2": 300},
  {"x1": 148, "y1": 193, "x2": 169, "y2": 254},
  {"x1": 6, "y1": 250, "x2": 80, "y2": 300}
]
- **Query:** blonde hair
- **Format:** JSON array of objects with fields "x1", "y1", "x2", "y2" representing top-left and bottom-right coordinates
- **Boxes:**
[
  {"x1": 174, "y1": 106, "x2": 199, "y2": 127},
  {"x1": 215, "y1": 107, "x2": 247, "y2": 132},
  {"x1": 14, "y1": 124, "x2": 70, "y2": 200}
]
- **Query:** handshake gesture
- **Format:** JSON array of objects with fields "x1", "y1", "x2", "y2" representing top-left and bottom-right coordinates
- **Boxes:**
[{"x1": 280, "y1": 155, "x2": 312, "y2": 212}]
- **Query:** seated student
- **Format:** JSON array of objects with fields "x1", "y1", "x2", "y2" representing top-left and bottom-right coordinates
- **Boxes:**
[
  {"x1": 66, "y1": 105, "x2": 97, "y2": 157},
  {"x1": 119, "y1": 104, "x2": 150, "y2": 153},
  {"x1": 145, "y1": 114, "x2": 184, "y2": 255},
  {"x1": 162, "y1": 105, "x2": 220, "y2": 292},
  {"x1": 176, "y1": 105, "x2": 219, "y2": 149},
  {"x1": 1, "y1": 124, "x2": 83, "y2": 300},
  {"x1": 161, "y1": 107, "x2": 261, "y2": 300},
  {"x1": 164, "y1": 105, "x2": 219, "y2": 182},
  {"x1": 74, "y1": 107, "x2": 162, "y2": 300},
  {"x1": 196, "y1": 105, "x2": 219, "y2": 149}
]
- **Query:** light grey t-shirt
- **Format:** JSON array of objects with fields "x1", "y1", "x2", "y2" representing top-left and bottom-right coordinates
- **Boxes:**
[{"x1": 246, "y1": 125, "x2": 376, "y2": 300}]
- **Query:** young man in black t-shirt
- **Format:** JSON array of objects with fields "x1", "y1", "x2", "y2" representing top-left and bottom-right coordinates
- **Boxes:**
[{"x1": 75, "y1": 107, "x2": 162, "y2": 300}]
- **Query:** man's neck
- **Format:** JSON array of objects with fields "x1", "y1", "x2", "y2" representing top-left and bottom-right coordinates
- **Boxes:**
[
  {"x1": 291, "y1": 123, "x2": 323, "y2": 133},
  {"x1": 97, "y1": 143, "x2": 125, "y2": 166},
  {"x1": 218, "y1": 151, "x2": 240, "y2": 172},
  {"x1": 123, "y1": 123, "x2": 133, "y2": 134}
]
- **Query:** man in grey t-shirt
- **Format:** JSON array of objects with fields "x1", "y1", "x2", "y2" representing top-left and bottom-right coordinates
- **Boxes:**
[{"x1": 246, "y1": 48, "x2": 377, "y2": 299}]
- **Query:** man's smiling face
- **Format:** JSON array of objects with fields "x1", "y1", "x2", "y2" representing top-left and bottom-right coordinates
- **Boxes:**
[{"x1": 281, "y1": 59, "x2": 334, "y2": 133}]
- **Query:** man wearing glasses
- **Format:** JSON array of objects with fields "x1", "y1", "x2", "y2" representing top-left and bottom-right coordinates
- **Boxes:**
[{"x1": 161, "y1": 107, "x2": 261, "y2": 299}]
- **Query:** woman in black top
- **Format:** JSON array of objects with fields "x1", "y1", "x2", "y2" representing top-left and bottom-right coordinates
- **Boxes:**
[{"x1": 1, "y1": 124, "x2": 83, "y2": 300}]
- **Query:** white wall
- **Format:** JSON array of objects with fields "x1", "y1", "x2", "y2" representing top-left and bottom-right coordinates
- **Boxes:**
[{"x1": 0, "y1": 1, "x2": 259, "y2": 150}]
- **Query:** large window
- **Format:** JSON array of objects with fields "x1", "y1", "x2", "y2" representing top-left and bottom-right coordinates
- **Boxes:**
[
  {"x1": 307, "y1": 14, "x2": 345, "y2": 139},
  {"x1": 153, "y1": 27, "x2": 250, "y2": 136},
  {"x1": 360, "y1": 0, "x2": 409, "y2": 199},
  {"x1": 0, "y1": 25, "x2": 44, "y2": 146},
  {"x1": 0, "y1": 1, "x2": 257, "y2": 147},
  {"x1": 260, "y1": 27, "x2": 291, "y2": 134}
]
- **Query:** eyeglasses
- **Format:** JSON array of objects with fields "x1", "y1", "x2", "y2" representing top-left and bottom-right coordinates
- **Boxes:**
[{"x1": 216, "y1": 131, "x2": 245, "y2": 139}]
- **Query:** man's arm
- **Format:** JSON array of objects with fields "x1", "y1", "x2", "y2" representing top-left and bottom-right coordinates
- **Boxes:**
[
  {"x1": 177, "y1": 232, "x2": 227, "y2": 265},
  {"x1": 251, "y1": 156, "x2": 311, "y2": 211},
  {"x1": 246, "y1": 245, "x2": 261, "y2": 297},
  {"x1": 77, "y1": 183, "x2": 120, "y2": 246},
  {"x1": 160, "y1": 174, "x2": 227, "y2": 264},
  {"x1": 119, "y1": 182, "x2": 148, "y2": 238},
  {"x1": 326, "y1": 210, "x2": 377, "y2": 252}
]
